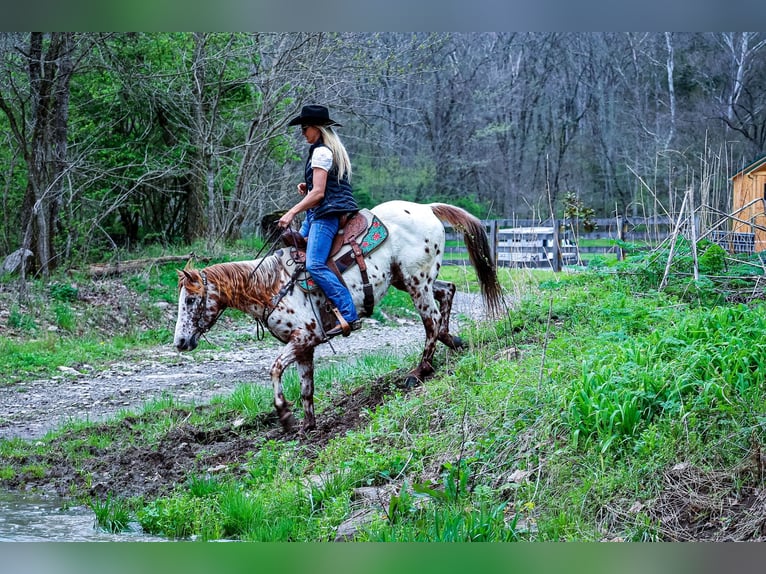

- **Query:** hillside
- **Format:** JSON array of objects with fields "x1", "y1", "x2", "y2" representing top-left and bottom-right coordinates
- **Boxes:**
[{"x1": 2, "y1": 258, "x2": 766, "y2": 541}]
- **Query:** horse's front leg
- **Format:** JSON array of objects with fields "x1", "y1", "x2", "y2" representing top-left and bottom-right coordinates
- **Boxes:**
[
  {"x1": 295, "y1": 347, "x2": 316, "y2": 433},
  {"x1": 270, "y1": 344, "x2": 298, "y2": 430}
]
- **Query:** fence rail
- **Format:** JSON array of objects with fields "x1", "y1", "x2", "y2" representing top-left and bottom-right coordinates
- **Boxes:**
[{"x1": 443, "y1": 215, "x2": 754, "y2": 271}]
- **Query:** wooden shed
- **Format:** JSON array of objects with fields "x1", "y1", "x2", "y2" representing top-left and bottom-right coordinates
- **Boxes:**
[{"x1": 731, "y1": 155, "x2": 766, "y2": 252}]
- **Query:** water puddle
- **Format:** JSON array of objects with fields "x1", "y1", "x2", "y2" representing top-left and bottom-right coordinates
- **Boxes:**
[{"x1": 0, "y1": 490, "x2": 164, "y2": 542}]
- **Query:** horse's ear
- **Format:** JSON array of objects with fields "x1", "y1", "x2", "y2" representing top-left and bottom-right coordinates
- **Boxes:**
[
  {"x1": 183, "y1": 258, "x2": 195, "y2": 271},
  {"x1": 177, "y1": 269, "x2": 195, "y2": 283}
]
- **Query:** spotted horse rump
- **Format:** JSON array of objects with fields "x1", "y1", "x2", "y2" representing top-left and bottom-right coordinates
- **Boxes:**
[{"x1": 174, "y1": 200, "x2": 503, "y2": 435}]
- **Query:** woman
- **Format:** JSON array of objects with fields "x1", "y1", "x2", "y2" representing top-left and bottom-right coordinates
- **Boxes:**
[{"x1": 277, "y1": 104, "x2": 361, "y2": 338}]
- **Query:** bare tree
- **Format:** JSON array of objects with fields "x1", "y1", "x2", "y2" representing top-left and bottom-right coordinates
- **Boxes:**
[
  {"x1": 0, "y1": 33, "x2": 85, "y2": 276},
  {"x1": 716, "y1": 32, "x2": 766, "y2": 155}
]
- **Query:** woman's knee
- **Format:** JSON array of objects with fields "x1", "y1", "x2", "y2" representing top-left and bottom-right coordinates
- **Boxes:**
[{"x1": 305, "y1": 259, "x2": 327, "y2": 275}]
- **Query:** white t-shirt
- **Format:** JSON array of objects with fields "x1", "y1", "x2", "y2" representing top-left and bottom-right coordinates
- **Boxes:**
[{"x1": 310, "y1": 146, "x2": 333, "y2": 172}]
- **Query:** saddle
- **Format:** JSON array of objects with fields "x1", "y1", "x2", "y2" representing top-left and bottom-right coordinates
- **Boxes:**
[{"x1": 276, "y1": 209, "x2": 389, "y2": 317}]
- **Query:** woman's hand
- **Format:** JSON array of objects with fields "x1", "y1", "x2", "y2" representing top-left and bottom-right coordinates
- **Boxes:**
[
  {"x1": 297, "y1": 182, "x2": 307, "y2": 195},
  {"x1": 278, "y1": 210, "x2": 295, "y2": 229}
]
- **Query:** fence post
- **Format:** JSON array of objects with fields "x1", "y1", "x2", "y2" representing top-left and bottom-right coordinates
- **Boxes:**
[
  {"x1": 552, "y1": 219, "x2": 562, "y2": 272},
  {"x1": 616, "y1": 215, "x2": 624, "y2": 261},
  {"x1": 487, "y1": 219, "x2": 498, "y2": 265}
]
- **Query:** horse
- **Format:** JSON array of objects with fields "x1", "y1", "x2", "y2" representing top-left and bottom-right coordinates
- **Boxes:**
[{"x1": 174, "y1": 200, "x2": 503, "y2": 434}]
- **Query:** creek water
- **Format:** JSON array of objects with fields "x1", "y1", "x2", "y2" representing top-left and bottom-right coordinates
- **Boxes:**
[{"x1": 0, "y1": 490, "x2": 164, "y2": 542}]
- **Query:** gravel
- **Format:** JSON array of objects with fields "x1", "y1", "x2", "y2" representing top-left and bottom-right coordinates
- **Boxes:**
[{"x1": 0, "y1": 292, "x2": 491, "y2": 440}]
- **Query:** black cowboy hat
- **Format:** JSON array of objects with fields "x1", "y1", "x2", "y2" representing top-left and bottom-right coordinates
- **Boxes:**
[{"x1": 287, "y1": 104, "x2": 342, "y2": 127}]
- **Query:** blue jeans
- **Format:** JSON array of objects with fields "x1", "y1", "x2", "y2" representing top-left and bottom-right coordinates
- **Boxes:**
[{"x1": 300, "y1": 213, "x2": 359, "y2": 323}]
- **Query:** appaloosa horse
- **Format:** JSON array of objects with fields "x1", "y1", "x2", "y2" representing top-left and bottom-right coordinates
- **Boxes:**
[{"x1": 174, "y1": 200, "x2": 503, "y2": 434}]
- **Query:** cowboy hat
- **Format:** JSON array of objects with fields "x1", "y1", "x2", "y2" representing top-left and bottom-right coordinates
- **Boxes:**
[{"x1": 287, "y1": 104, "x2": 342, "y2": 127}]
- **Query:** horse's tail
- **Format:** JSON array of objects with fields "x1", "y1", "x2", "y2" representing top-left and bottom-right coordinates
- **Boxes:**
[{"x1": 429, "y1": 203, "x2": 504, "y2": 318}]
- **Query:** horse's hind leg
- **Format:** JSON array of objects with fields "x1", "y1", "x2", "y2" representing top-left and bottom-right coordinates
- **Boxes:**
[
  {"x1": 401, "y1": 282, "x2": 442, "y2": 389},
  {"x1": 433, "y1": 279, "x2": 464, "y2": 350}
]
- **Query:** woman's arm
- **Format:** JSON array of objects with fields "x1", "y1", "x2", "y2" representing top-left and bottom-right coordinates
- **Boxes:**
[{"x1": 278, "y1": 167, "x2": 328, "y2": 229}]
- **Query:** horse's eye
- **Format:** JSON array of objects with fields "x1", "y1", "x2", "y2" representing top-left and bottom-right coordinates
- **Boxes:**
[{"x1": 186, "y1": 297, "x2": 196, "y2": 306}]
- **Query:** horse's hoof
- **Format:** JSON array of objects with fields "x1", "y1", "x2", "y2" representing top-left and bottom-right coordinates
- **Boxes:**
[
  {"x1": 279, "y1": 412, "x2": 297, "y2": 431},
  {"x1": 397, "y1": 375, "x2": 421, "y2": 390},
  {"x1": 452, "y1": 335, "x2": 464, "y2": 349},
  {"x1": 299, "y1": 425, "x2": 317, "y2": 439}
]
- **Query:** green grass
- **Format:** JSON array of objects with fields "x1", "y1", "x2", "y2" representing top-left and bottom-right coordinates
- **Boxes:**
[
  {"x1": 0, "y1": 329, "x2": 171, "y2": 386},
  {"x1": 90, "y1": 493, "x2": 132, "y2": 533},
  {"x1": 5, "y1": 238, "x2": 766, "y2": 541}
]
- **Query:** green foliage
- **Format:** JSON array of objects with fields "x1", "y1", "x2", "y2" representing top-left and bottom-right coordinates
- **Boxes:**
[
  {"x1": 49, "y1": 283, "x2": 79, "y2": 303},
  {"x1": 227, "y1": 384, "x2": 273, "y2": 419},
  {"x1": 564, "y1": 301, "x2": 766, "y2": 454},
  {"x1": 613, "y1": 236, "x2": 755, "y2": 305},
  {"x1": 307, "y1": 471, "x2": 355, "y2": 513},
  {"x1": 10, "y1": 255, "x2": 766, "y2": 542},
  {"x1": 53, "y1": 303, "x2": 77, "y2": 332},
  {"x1": 562, "y1": 191, "x2": 597, "y2": 232},
  {"x1": 368, "y1": 463, "x2": 520, "y2": 542},
  {"x1": 698, "y1": 240, "x2": 726, "y2": 274},
  {"x1": 137, "y1": 494, "x2": 219, "y2": 540},
  {"x1": 218, "y1": 487, "x2": 263, "y2": 538},
  {"x1": 7, "y1": 305, "x2": 36, "y2": 332},
  {"x1": 90, "y1": 493, "x2": 132, "y2": 533},
  {"x1": 372, "y1": 286, "x2": 417, "y2": 322},
  {"x1": 186, "y1": 474, "x2": 223, "y2": 498}
]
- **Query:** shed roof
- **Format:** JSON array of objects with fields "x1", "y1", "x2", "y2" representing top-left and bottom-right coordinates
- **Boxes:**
[{"x1": 732, "y1": 154, "x2": 766, "y2": 179}]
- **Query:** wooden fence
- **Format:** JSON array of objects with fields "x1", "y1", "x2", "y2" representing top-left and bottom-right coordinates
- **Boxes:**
[{"x1": 444, "y1": 215, "x2": 755, "y2": 271}]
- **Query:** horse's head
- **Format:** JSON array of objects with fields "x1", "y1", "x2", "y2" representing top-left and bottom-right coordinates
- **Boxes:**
[{"x1": 174, "y1": 268, "x2": 223, "y2": 351}]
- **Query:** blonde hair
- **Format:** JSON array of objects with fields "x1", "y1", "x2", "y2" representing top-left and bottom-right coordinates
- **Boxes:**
[{"x1": 318, "y1": 126, "x2": 352, "y2": 182}]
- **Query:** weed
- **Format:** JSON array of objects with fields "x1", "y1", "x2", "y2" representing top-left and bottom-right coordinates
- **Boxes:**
[
  {"x1": 227, "y1": 384, "x2": 272, "y2": 418},
  {"x1": 307, "y1": 471, "x2": 354, "y2": 513},
  {"x1": 219, "y1": 487, "x2": 264, "y2": 538},
  {"x1": 8, "y1": 305, "x2": 35, "y2": 332},
  {"x1": 187, "y1": 474, "x2": 222, "y2": 497},
  {"x1": 53, "y1": 303, "x2": 77, "y2": 332},
  {"x1": 49, "y1": 283, "x2": 79, "y2": 303},
  {"x1": 90, "y1": 493, "x2": 131, "y2": 533},
  {"x1": 137, "y1": 495, "x2": 218, "y2": 539}
]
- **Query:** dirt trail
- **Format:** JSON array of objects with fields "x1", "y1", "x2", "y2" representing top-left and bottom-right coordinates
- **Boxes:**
[{"x1": 0, "y1": 292, "x2": 487, "y2": 441}]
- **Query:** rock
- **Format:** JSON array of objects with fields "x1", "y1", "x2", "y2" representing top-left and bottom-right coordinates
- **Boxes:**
[
  {"x1": 57, "y1": 366, "x2": 83, "y2": 376},
  {"x1": 2, "y1": 248, "x2": 33, "y2": 274},
  {"x1": 334, "y1": 508, "x2": 376, "y2": 541}
]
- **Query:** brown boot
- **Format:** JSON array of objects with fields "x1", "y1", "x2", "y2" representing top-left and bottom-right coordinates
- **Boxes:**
[{"x1": 326, "y1": 319, "x2": 362, "y2": 338}]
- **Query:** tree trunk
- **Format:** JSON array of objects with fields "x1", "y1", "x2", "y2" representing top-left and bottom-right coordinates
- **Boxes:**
[
  {"x1": 18, "y1": 33, "x2": 76, "y2": 277},
  {"x1": 185, "y1": 32, "x2": 209, "y2": 243}
]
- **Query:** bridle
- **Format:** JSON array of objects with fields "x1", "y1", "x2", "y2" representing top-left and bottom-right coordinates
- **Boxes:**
[{"x1": 192, "y1": 270, "x2": 223, "y2": 337}]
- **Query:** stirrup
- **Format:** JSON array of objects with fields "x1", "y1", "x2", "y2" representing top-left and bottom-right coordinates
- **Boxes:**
[
  {"x1": 329, "y1": 307, "x2": 351, "y2": 337},
  {"x1": 326, "y1": 319, "x2": 361, "y2": 338}
]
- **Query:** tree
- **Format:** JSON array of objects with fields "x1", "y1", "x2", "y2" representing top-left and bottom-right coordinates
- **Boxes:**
[
  {"x1": 0, "y1": 33, "x2": 83, "y2": 276},
  {"x1": 716, "y1": 32, "x2": 766, "y2": 156}
]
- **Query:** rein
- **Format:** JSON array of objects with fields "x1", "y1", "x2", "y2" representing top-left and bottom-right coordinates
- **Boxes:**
[
  {"x1": 263, "y1": 259, "x2": 305, "y2": 324},
  {"x1": 248, "y1": 226, "x2": 284, "y2": 283}
]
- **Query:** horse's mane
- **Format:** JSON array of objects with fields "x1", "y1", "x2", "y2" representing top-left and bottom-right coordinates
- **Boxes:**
[{"x1": 179, "y1": 256, "x2": 283, "y2": 310}]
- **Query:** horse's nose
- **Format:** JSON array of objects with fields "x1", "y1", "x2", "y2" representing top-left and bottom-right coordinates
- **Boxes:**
[{"x1": 175, "y1": 337, "x2": 187, "y2": 351}]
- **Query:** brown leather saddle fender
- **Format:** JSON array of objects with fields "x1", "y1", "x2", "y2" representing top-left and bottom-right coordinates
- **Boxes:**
[
  {"x1": 326, "y1": 211, "x2": 373, "y2": 315},
  {"x1": 279, "y1": 210, "x2": 384, "y2": 317}
]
